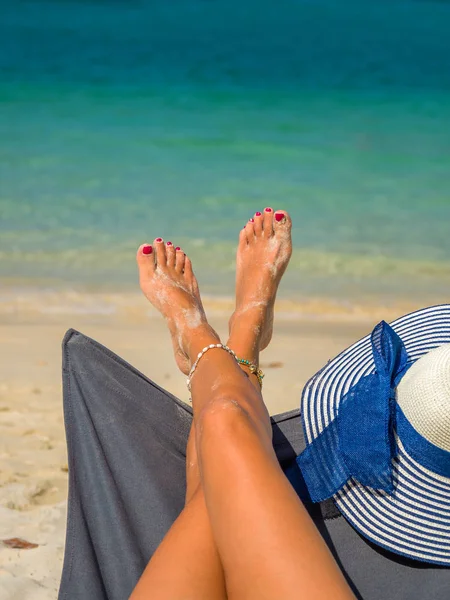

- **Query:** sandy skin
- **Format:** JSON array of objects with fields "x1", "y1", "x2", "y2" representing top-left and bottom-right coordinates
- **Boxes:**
[{"x1": 136, "y1": 207, "x2": 292, "y2": 375}]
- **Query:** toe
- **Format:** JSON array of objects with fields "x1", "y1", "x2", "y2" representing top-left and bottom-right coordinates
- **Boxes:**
[
  {"x1": 244, "y1": 218, "x2": 255, "y2": 243},
  {"x1": 273, "y1": 210, "x2": 292, "y2": 234},
  {"x1": 263, "y1": 207, "x2": 274, "y2": 237},
  {"x1": 136, "y1": 243, "x2": 155, "y2": 271},
  {"x1": 154, "y1": 237, "x2": 166, "y2": 267},
  {"x1": 175, "y1": 246, "x2": 186, "y2": 272},
  {"x1": 166, "y1": 241, "x2": 176, "y2": 267},
  {"x1": 239, "y1": 227, "x2": 248, "y2": 248},
  {"x1": 184, "y1": 255, "x2": 195, "y2": 281},
  {"x1": 253, "y1": 211, "x2": 263, "y2": 236}
]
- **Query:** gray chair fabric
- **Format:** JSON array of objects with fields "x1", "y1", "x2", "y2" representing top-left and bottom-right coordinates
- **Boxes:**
[{"x1": 58, "y1": 330, "x2": 450, "y2": 600}]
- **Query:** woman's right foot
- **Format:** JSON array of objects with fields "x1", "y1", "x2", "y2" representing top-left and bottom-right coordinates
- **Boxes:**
[
  {"x1": 136, "y1": 239, "x2": 219, "y2": 375},
  {"x1": 229, "y1": 208, "x2": 292, "y2": 357}
]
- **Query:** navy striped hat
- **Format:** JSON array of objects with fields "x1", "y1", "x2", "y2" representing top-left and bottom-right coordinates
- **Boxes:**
[{"x1": 297, "y1": 304, "x2": 450, "y2": 565}]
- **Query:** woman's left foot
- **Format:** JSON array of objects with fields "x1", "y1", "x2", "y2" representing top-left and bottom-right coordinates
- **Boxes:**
[{"x1": 229, "y1": 208, "x2": 292, "y2": 355}]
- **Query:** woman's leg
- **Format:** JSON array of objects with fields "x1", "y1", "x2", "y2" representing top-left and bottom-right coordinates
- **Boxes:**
[
  {"x1": 130, "y1": 241, "x2": 226, "y2": 600},
  {"x1": 189, "y1": 210, "x2": 354, "y2": 599}
]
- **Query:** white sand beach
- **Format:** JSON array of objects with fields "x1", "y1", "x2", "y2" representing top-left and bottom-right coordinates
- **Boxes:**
[{"x1": 0, "y1": 292, "x2": 420, "y2": 599}]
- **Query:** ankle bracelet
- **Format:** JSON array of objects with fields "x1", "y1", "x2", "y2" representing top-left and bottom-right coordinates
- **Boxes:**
[
  {"x1": 236, "y1": 358, "x2": 265, "y2": 388},
  {"x1": 187, "y1": 344, "x2": 236, "y2": 392},
  {"x1": 187, "y1": 344, "x2": 264, "y2": 392}
]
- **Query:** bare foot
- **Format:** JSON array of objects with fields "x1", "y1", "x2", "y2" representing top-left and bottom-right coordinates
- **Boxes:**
[
  {"x1": 229, "y1": 207, "x2": 292, "y2": 354},
  {"x1": 136, "y1": 239, "x2": 219, "y2": 375}
]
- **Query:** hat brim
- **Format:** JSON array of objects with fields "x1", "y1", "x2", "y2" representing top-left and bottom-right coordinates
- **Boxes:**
[{"x1": 301, "y1": 304, "x2": 450, "y2": 565}]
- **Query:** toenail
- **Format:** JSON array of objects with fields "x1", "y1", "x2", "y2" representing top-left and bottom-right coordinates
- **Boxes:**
[
  {"x1": 166, "y1": 241, "x2": 173, "y2": 246},
  {"x1": 255, "y1": 211, "x2": 262, "y2": 217},
  {"x1": 175, "y1": 246, "x2": 181, "y2": 251},
  {"x1": 275, "y1": 212, "x2": 285, "y2": 222},
  {"x1": 249, "y1": 218, "x2": 254, "y2": 222},
  {"x1": 142, "y1": 245, "x2": 153, "y2": 255},
  {"x1": 156, "y1": 238, "x2": 163, "y2": 243},
  {"x1": 265, "y1": 207, "x2": 272, "y2": 213}
]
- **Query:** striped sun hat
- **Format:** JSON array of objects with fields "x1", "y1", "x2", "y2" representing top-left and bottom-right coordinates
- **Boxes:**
[{"x1": 296, "y1": 304, "x2": 450, "y2": 566}]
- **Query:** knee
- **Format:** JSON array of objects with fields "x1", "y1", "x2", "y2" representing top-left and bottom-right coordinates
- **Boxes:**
[
  {"x1": 196, "y1": 395, "x2": 251, "y2": 438},
  {"x1": 195, "y1": 395, "x2": 273, "y2": 458}
]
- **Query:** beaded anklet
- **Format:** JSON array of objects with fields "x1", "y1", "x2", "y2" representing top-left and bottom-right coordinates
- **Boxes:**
[{"x1": 186, "y1": 343, "x2": 264, "y2": 393}]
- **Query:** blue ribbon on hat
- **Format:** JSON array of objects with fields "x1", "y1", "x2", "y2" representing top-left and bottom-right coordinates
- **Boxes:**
[{"x1": 296, "y1": 321, "x2": 411, "y2": 503}]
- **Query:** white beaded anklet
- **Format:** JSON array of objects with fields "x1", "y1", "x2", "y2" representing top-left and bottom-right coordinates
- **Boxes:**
[
  {"x1": 186, "y1": 343, "x2": 265, "y2": 395},
  {"x1": 187, "y1": 343, "x2": 237, "y2": 392}
]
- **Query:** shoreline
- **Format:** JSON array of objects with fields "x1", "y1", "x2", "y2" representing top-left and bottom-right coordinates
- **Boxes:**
[{"x1": 0, "y1": 285, "x2": 444, "y2": 326}]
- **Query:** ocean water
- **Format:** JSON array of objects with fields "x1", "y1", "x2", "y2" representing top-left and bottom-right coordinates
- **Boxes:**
[{"x1": 1, "y1": 0, "x2": 450, "y2": 307}]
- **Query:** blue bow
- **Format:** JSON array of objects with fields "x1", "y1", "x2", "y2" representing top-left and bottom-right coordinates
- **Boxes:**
[{"x1": 296, "y1": 321, "x2": 410, "y2": 503}]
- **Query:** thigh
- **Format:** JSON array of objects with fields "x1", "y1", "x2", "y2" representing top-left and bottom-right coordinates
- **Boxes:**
[
  {"x1": 131, "y1": 489, "x2": 226, "y2": 600},
  {"x1": 197, "y1": 402, "x2": 354, "y2": 600}
]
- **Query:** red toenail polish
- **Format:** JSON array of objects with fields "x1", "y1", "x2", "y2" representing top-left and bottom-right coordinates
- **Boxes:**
[
  {"x1": 255, "y1": 211, "x2": 262, "y2": 217},
  {"x1": 156, "y1": 238, "x2": 163, "y2": 242},
  {"x1": 175, "y1": 246, "x2": 181, "y2": 251},
  {"x1": 265, "y1": 207, "x2": 272, "y2": 213},
  {"x1": 166, "y1": 241, "x2": 173, "y2": 246},
  {"x1": 249, "y1": 218, "x2": 254, "y2": 222},
  {"x1": 275, "y1": 212, "x2": 285, "y2": 222},
  {"x1": 142, "y1": 245, "x2": 153, "y2": 255}
]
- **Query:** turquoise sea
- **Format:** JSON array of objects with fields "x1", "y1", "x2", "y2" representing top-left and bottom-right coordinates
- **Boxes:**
[{"x1": 1, "y1": 0, "x2": 450, "y2": 308}]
